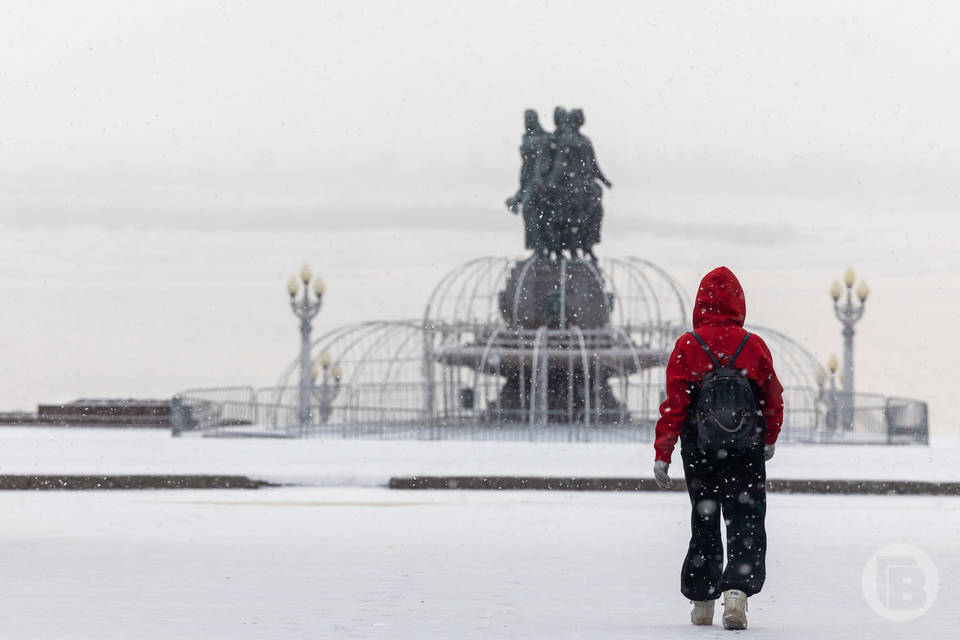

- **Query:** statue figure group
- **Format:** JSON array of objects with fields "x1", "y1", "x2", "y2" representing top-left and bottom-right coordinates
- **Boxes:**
[{"x1": 505, "y1": 107, "x2": 612, "y2": 261}]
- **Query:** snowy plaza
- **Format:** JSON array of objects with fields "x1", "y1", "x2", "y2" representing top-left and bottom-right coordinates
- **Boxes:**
[
  {"x1": 5, "y1": 1, "x2": 960, "y2": 638},
  {"x1": 1, "y1": 485, "x2": 956, "y2": 639},
  {"x1": 0, "y1": 429, "x2": 953, "y2": 638}
]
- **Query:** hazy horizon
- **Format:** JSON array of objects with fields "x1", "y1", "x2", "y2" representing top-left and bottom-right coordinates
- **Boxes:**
[{"x1": 1, "y1": 1, "x2": 958, "y2": 434}]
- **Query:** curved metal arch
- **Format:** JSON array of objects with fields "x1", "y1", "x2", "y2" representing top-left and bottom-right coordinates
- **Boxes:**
[
  {"x1": 626, "y1": 256, "x2": 691, "y2": 324},
  {"x1": 347, "y1": 322, "x2": 417, "y2": 386},
  {"x1": 324, "y1": 322, "x2": 406, "y2": 386},
  {"x1": 425, "y1": 256, "x2": 520, "y2": 328},
  {"x1": 450, "y1": 257, "x2": 500, "y2": 327},
  {"x1": 604, "y1": 257, "x2": 658, "y2": 329},
  {"x1": 425, "y1": 255, "x2": 690, "y2": 338},
  {"x1": 746, "y1": 324, "x2": 822, "y2": 389},
  {"x1": 464, "y1": 256, "x2": 511, "y2": 326},
  {"x1": 764, "y1": 331, "x2": 818, "y2": 382},
  {"x1": 272, "y1": 320, "x2": 425, "y2": 398},
  {"x1": 263, "y1": 255, "x2": 829, "y2": 435},
  {"x1": 375, "y1": 323, "x2": 428, "y2": 408},
  {"x1": 269, "y1": 321, "x2": 376, "y2": 405},
  {"x1": 423, "y1": 257, "x2": 495, "y2": 327},
  {"x1": 379, "y1": 323, "x2": 428, "y2": 386}
]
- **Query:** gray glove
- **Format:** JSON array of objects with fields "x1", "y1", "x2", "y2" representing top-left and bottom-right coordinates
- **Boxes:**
[
  {"x1": 653, "y1": 460, "x2": 672, "y2": 489},
  {"x1": 764, "y1": 444, "x2": 775, "y2": 461}
]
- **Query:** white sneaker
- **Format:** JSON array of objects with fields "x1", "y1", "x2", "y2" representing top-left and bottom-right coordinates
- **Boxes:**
[
  {"x1": 690, "y1": 599, "x2": 715, "y2": 625},
  {"x1": 722, "y1": 589, "x2": 748, "y2": 630}
]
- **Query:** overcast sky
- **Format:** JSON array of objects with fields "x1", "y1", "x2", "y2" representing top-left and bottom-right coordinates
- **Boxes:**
[
  {"x1": 1, "y1": 1, "x2": 958, "y2": 433},
  {"x1": 3, "y1": 1, "x2": 960, "y2": 228}
]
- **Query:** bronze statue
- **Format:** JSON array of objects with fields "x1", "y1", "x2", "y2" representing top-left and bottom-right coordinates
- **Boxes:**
[
  {"x1": 567, "y1": 108, "x2": 611, "y2": 260},
  {"x1": 505, "y1": 106, "x2": 611, "y2": 261},
  {"x1": 505, "y1": 110, "x2": 550, "y2": 251},
  {"x1": 553, "y1": 106, "x2": 571, "y2": 133}
]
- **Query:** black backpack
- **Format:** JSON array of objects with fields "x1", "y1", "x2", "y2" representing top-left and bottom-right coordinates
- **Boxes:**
[{"x1": 690, "y1": 331, "x2": 762, "y2": 455}]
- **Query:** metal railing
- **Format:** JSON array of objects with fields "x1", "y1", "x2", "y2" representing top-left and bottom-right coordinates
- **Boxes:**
[
  {"x1": 172, "y1": 383, "x2": 927, "y2": 445},
  {"x1": 171, "y1": 387, "x2": 257, "y2": 435}
]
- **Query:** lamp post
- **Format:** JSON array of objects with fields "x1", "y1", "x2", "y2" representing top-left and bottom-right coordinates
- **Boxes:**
[
  {"x1": 311, "y1": 351, "x2": 343, "y2": 424},
  {"x1": 288, "y1": 264, "x2": 326, "y2": 433},
  {"x1": 830, "y1": 268, "x2": 869, "y2": 430},
  {"x1": 824, "y1": 354, "x2": 840, "y2": 432}
]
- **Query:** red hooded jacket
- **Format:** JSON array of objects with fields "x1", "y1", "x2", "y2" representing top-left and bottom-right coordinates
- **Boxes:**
[{"x1": 654, "y1": 267, "x2": 784, "y2": 463}]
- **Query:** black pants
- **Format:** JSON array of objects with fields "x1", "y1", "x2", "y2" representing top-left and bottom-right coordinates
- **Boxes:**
[{"x1": 679, "y1": 427, "x2": 767, "y2": 601}]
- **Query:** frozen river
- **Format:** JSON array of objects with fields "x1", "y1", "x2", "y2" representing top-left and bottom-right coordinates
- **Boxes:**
[{"x1": 1, "y1": 487, "x2": 955, "y2": 639}]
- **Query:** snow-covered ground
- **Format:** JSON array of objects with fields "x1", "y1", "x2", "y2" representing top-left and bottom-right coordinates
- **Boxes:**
[
  {"x1": 1, "y1": 427, "x2": 958, "y2": 486},
  {"x1": 0, "y1": 486, "x2": 955, "y2": 639},
  {"x1": 0, "y1": 428, "x2": 957, "y2": 638}
]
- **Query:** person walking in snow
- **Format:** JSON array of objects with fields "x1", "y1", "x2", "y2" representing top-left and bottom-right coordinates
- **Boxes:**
[{"x1": 652, "y1": 266, "x2": 784, "y2": 630}]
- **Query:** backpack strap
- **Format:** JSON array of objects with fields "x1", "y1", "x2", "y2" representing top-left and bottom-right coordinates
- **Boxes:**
[
  {"x1": 690, "y1": 331, "x2": 721, "y2": 368},
  {"x1": 728, "y1": 332, "x2": 752, "y2": 369}
]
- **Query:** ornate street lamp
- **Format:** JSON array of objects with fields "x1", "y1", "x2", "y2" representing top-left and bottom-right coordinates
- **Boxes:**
[
  {"x1": 288, "y1": 264, "x2": 327, "y2": 432},
  {"x1": 824, "y1": 354, "x2": 840, "y2": 432},
  {"x1": 830, "y1": 268, "x2": 869, "y2": 430},
  {"x1": 311, "y1": 351, "x2": 343, "y2": 425}
]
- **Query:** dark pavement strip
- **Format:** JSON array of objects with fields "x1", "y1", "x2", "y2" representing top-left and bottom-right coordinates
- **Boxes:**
[
  {"x1": 388, "y1": 476, "x2": 960, "y2": 495},
  {"x1": 0, "y1": 474, "x2": 273, "y2": 490},
  {"x1": 2, "y1": 474, "x2": 955, "y2": 495},
  {"x1": 169, "y1": 500, "x2": 435, "y2": 507}
]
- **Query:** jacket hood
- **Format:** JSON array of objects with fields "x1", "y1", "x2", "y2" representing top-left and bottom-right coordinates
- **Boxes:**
[{"x1": 693, "y1": 266, "x2": 746, "y2": 328}]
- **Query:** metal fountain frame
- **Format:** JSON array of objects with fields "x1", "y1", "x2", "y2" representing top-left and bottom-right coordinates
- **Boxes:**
[{"x1": 171, "y1": 256, "x2": 928, "y2": 445}]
